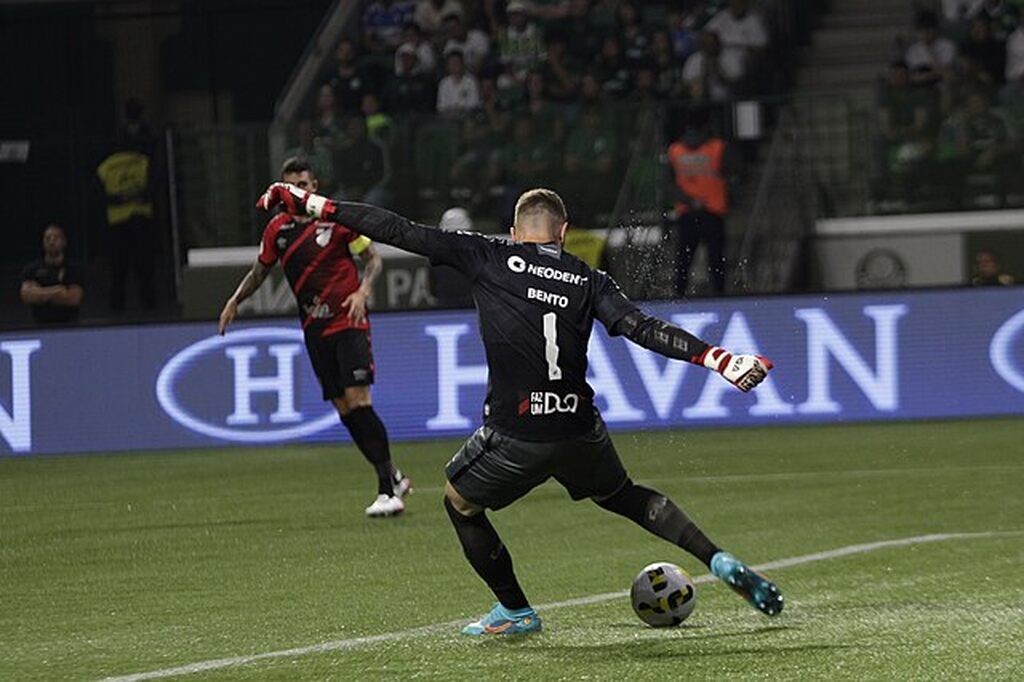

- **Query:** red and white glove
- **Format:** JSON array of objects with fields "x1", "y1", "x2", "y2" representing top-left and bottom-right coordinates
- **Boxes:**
[
  {"x1": 256, "y1": 182, "x2": 334, "y2": 219},
  {"x1": 699, "y1": 346, "x2": 774, "y2": 392}
]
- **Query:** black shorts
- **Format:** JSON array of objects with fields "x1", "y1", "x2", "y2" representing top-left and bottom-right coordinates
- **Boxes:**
[
  {"x1": 445, "y1": 416, "x2": 628, "y2": 510},
  {"x1": 304, "y1": 328, "x2": 375, "y2": 400}
]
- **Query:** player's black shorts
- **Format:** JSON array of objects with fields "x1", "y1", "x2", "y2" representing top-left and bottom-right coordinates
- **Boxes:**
[
  {"x1": 445, "y1": 415, "x2": 627, "y2": 510},
  {"x1": 304, "y1": 328, "x2": 375, "y2": 400}
]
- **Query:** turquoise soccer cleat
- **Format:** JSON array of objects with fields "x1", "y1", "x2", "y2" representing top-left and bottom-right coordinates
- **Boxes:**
[
  {"x1": 461, "y1": 603, "x2": 543, "y2": 636},
  {"x1": 710, "y1": 551, "x2": 784, "y2": 617}
]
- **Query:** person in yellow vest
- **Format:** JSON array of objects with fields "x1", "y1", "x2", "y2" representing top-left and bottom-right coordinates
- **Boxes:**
[
  {"x1": 665, "y1": 112, "x2": 738, "y2": 296},
  {"x1": 96, "y1": 99, "x2": 157, "y2": 312}
]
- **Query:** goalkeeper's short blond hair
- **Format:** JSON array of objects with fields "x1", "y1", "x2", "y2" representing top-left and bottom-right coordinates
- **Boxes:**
[{"x1": 514, "y1": 189, "x2": 567, "y2": 238}]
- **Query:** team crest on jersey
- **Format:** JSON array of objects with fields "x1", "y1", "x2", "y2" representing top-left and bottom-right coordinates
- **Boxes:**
[{"x1": 315, "y1": 225, "x2": 332, "y2": 247}]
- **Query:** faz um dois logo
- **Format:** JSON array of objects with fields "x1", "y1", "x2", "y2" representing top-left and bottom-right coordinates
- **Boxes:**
[
  {"x1": 519, "y1": 391, "x2": 582, "y2": 416},
  {"x1": 156, "y1": 328, "x2": 336, "y2": 443}
]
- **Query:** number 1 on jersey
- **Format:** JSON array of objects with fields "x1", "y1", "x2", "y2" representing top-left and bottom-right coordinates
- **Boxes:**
[{"x1": 543, "y1": 312, "x2": 562, "y2": 380}]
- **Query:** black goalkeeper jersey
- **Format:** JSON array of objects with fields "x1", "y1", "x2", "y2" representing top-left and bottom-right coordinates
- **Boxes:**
[{"x1": 329, "y1": 203, "x2": 646, "y2": 441}]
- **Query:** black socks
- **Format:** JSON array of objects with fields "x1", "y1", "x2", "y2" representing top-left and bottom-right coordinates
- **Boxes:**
[
  {"x1": 444, "y1": 497, "x2": 530, "y2": 610},
  {"x1": 596, "y1": 480, "x2": 721, "y2": 567},
  {"x1": 340, "y1": 406, "x2": 395, "y2": 497}
]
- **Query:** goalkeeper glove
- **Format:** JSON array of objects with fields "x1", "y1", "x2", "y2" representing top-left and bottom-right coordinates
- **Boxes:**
[
  {"x1": 698, "y1": 346, "x2": 773, "y2": 392},
  {"x1": 256, "y1": 182, "x2": 336, "y2": 219}
]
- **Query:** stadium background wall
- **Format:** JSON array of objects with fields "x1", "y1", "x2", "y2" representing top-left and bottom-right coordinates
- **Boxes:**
[{"x1": 1, "y1": 288, "x2": 1022, "y2": 456}]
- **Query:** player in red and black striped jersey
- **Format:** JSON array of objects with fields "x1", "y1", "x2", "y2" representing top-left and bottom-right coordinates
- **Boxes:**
[{"x1": 219, "y1": 158, "x2": 410, "y2": 518}]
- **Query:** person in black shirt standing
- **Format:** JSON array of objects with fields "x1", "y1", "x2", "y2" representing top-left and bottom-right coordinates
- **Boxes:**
[
  {"x1": 20, "y1": 224, "x2": 85, "y2": 325},
  {"x1": 256, "y1": 183, "x2": 783, "y2": 635}
]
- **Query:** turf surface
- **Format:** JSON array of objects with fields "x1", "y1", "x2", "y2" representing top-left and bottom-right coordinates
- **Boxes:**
[{"x1": 2, "y1": 418, "x2": 1022, "y2": 680}]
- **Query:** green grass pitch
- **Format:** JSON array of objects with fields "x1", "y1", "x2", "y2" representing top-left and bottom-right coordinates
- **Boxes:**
[{"x1": 2, "y1": 418, "x2": 1022, "y2": 680}]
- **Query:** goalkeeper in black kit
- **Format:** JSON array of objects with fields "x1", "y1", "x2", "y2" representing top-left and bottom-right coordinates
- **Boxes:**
[{"x1": 257, "y1": 183, "x2": 783, "y2": 635}]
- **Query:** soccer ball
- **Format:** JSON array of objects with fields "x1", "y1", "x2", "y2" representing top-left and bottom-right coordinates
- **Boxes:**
[{"x1": 630, "y1": 561, "x2": 697, "y2": 627}]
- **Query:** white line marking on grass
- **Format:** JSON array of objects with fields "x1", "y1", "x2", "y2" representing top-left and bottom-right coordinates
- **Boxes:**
[{"x1": 102, "y1": 531, "x2": 1016, "y2": 682}]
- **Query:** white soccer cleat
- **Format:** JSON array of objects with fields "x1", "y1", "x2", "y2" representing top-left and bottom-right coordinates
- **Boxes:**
[
  {"x1": 365, "y1": 494, "x2": 405, "y2": 518},
  {"x1": 393, "y1": 473, "x2": 413, "y2": 499}
]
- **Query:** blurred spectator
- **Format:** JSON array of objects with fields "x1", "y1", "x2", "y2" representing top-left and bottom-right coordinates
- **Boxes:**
[
  {"x1": 683, "y1": 31, "x2": 734, "y2": 102},
  {"x1": 878, "y1": 62, "x2": 936, "y2": 163},
  {"x1": 633, "y1": 61, "x2": 661, "y2": 102},
  {"x1": 563, "y1": 107, "x2": 619, "y2": 223},
  {"x1": 651, "y1": 30, "x2": 685, "y2": 99},
  {"x1": 395, "y1": 23, "x2": 437, "y2": 75},
  {"x1": 665, "y1": 1, "x2": 706, "y2": 63},
  {"x1": 559, "y1": 0, "x2": 601, "y2": 62},
  {"x1": 704, "y1": 0, "x2": 768, "y2": 91},
  {"x1": 415, "y1": 0, "x2": 464, "y2": 35},
  {"x1": 328, "y1": 39, "x2": 381, "y2": 113},
  {"x1": 595, "y1": 35, "x2": 632, "y2": 98},
  {"x1": 905, "y1": 10, "x2": 958, "y2": 87},
  {"x1": 537, "y1": 29, "x2": 580, "y2": 101},
  {"x1": 437, "y1": 50, "x2": 481, "y2": 114},
  {"x1": 335, "y1": 117, "x2": 390, "y2": 205},
  {"x1": 1002, "y1": 19, "x2": 1024, "y2": 99},
  {"x1": 450, "y1": 110, "x2": 503, "y2": 204},
  {"x1": 971, "y1": 248, "x2": 1016, "y2": 285},
  {"x1": 578, "y1": 70, "x2": 606, "y2": 107},
  {"x1": 97, "y1": 100, "x2": 158, "y2": 313},
  {"x1": 961, "y1": 16, "x2": 1005, "y2": 84},
  {"x1": 967, "y1": 0, "x2": 1015, "y2": 41},
  {"x1": 937, "y1": 88, "x2": 1013, "y2": 205},
  {"x1": 523, "y1": 70, "x2": 566, "y2": 143},
  {"x1": 942, "y1": 0, "x2": 981, "y2": 23},
  {"x1": 284, "y1": 120, "x2": 336, "y2": 194},
  {"x1": 498, "y1": 1, "x2": 543, "y2": 87},
  {"x1": 665, "y1": 113, "x2": 738, "y2": 296},
  {"x1": 364, "y1": 0, "x2": 416, "y2": 53},
  {"x1": 502, "y1": 116, "x2": 558, "y2": 191},
  {"x1": 428, "y1": 207, "x2": 475, "y2": 308},
  {"x1": 442, "y1": 11, "x2": 491, "y2": 74},
  {"x1": 617, "y1": 1, "x2": 650, "y2": 65},
  {"x1": 20, "y1": 224, "x2": 84, "y2": 325},
  {"x1": 362, "y1": 93, "x2": 393, "y2": 141},
  {"x1": 314, "y1": 84, "x2": 344, "y2": 140},
  {"x1": 386, "y1": 44, "x2": 437, "y2": 112}
]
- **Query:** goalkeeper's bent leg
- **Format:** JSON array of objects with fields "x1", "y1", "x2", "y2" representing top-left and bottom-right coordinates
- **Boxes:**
[
  {"x1": 595, "y1": 480, "x2": 721, "y2": 567},
  {"x1": 444, "y1": 495, "x2": 530, "y2": 610}
]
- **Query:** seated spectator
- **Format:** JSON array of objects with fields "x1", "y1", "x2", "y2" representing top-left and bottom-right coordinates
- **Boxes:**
[
  {"x1": 967, "y1": 0, "x2": 1015, "y2": 41},
  {"x1": 971, "y1": 248, "x2": 1016, "y2": 285},
  {"x1": 362, "y1": 93, "x2": 393, "y2": 142},
  {"x1": 961, "y1": 16, "x2": 1005, "y2": 84},
  {"x1": 536, "y1": 29, "x2": 580, "y2": 102},
  {"x1": 595, "y1": 35, "x2": 632, "y2": 98},
  {"x1": 396, "y1": 23, "x2": 437, "y2": 75},
  {"x1": 314, "y1": 84, "x2": 344, "y2": 141},
  {"x1": 498, "y1": 1, "x2": 543, "y2": 88},
  {"x1": 20, "y1": 224, "x2": 84, "y2": 325},
  {"x1": 364, "y1": 0, "x2": 416, "y2": 54},
  {"x1": 284, "y1": 120, "x2": 337, "y2": 194},
  {"x1": 704, "y1": 0, "x2": 768, "y2": 91},
  {"x1": 683, "y1": 31, "x2": 734, "y2": 102},
  {"x1": 442, "y1": 11, "x2": 491, "y2": 74},
  {"x1": 437, "y1": 50, "x2": 481, "y2": 115},
  {"x1": 617, "y1": 1, "x2": 650, "y2": 65},
  {"x1": 335, "y1": 116, "x2": 390, "y2": 205},
  {"x1": 936, "y1": 88, "x2": 1013, "y2": 205},
  {"x1": 501, "y1": 116, "x2": 558, "y2": 190},
  {"x1": 386, "y1": 44, "x2": 437, "y2": 112},
  {"x1": 632, "y1": 61, "x2": 661, "y2": 102},
  {"x1": 328, "y1": 39, "x2": 382, "y2": 113},
  {"x1": 578, "y1": 69, "x2": 606, "y2": 108},
  {"x1": 563, "y1": 107, "x2": 619, "y2": 223},
  {"x1": 905, "y1": 10, "x2": 958, "y2": 87},
  {"x1": 415, "y1": 0, "x2": 464, "y2": 36},
  {"x1": 877, "y1": 61, "x2": 937, "y2": 179},
  {"x1": 651, "y1": 29, "x2": 685, "y2": 99},
  {"x1": 523, "y1": 69, "x2": 566, "y2": 143}
]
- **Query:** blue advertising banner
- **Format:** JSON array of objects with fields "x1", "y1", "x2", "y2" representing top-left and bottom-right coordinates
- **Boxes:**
[{"x1": 1, "y1": 288, "x2": 1022, "y2": 456}]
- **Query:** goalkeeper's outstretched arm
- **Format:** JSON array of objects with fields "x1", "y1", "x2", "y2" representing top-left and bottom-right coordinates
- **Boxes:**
[{"x1": 256, "y1": 183, "x2": 479, "y2": 268}]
